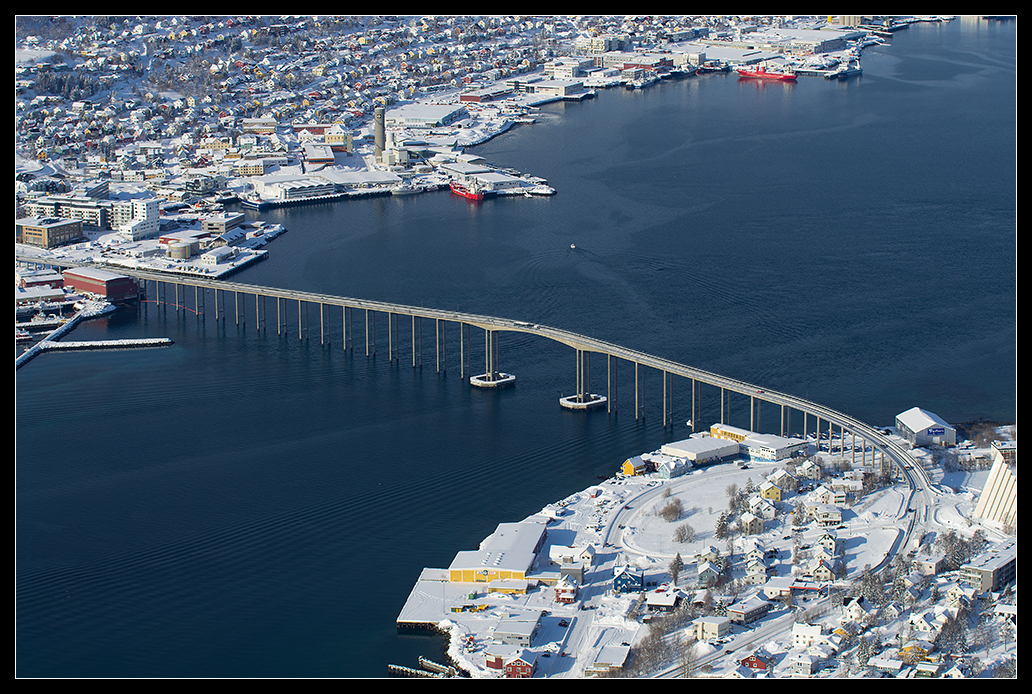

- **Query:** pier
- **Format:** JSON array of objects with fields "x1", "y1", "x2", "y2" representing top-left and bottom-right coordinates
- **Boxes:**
[{"x1": 16, "y1": 253, "x2": 925, "y2": 484}]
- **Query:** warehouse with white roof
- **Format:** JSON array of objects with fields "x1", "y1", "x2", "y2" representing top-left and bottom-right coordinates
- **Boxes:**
[{"x1": 895, "y1": 406, "x2": 956, "y2": 448}]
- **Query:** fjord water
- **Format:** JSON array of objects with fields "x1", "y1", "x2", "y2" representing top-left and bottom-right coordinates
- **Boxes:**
[{"x1": 16, "y1": 20, "x2": 1015, "y2": 677}]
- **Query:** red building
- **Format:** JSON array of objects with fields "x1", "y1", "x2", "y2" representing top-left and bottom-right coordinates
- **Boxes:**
[
  {"x1": 504, "y1": 652, "x2": 536, "y2": 678},
  {"x1": 63, "y1": 267, "x2": 138, "y2": 303},
  {"x1": 740, "y1": 652, "x2": 774, "y2": 672}
]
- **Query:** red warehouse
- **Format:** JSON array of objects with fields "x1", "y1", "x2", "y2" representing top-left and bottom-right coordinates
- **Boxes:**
[{"x1": 62, "y1": 267, "x2": 139, "y2": 303}]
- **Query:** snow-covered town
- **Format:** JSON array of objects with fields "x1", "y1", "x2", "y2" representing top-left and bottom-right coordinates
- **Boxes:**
[
  {"x1": 16, "y1": 15, "x2": 939, "y2": 282},
  {"x1": 396, "y1": 416, "x2": 1016, "y2": 678},
  {"x1": 15, "y1": 15, "x2": 1014, "y2": 680}
]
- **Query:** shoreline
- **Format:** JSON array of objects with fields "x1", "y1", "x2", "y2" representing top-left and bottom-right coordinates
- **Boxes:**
[{"x1": 395, "y1": 418, "x2": 1015, "y2": 678}]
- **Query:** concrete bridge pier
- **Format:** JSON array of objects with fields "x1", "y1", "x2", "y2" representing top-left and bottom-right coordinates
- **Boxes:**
[
  {"x1": 412, "y1": 315, "x2": 421, "y2": 367},
  {"x1": 387, "y1": 312, "x2": 399, "y2": 361},
  {"x1": 459, "y1": 322, "x2": 469, "y2": 379},
  {"x1": 436, "y1": 319, "x2": 446, "y2": 373},
  {"x1": 560, "y1": 349, "x2": 606, "y2": 411},
  {"x1": 634, "y1": 362, "x2": 644, "y2": 421},
  {"x1": 365, "y1": 309, "x2": 375, "y2": 356},
  {"x1": 662, "y1": 370, "x2": 673, "y2": 428},
  {"x1": 470, "y1": 329, "x2": 514, "y2": 388}
]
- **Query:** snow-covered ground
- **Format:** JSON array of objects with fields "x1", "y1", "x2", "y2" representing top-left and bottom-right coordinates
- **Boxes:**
[{"x1": 397, "y1": 428, "x2": 1017, "y2": 678}]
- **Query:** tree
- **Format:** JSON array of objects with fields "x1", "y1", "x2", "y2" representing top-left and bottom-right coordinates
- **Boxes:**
[
  {"x1": 659, "y1": 497, "x2": 684, "y2": 522},
  {"x1": 669, "y1": 553, "x2": 684, "y2": 586},
  {"x1": 676, "y1": 634, "x2": 700, "y2": 678},
  {"x1": 714, "y1": 510, "x2": 732, "y2": 541},
  {"x1": 673, "y1": 523, "x2": 696, "y2": 544}
]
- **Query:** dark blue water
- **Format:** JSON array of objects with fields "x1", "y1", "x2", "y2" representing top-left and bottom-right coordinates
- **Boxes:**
[{"x1": 16, "y1": 20, "x2": 1015, "y2": 677}]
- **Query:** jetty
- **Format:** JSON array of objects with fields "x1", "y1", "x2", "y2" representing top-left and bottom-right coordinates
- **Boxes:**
[
  {"x1": 15, "y1": 300, "x2": 172, "y2": 369},
  {"x1": 35, "y1": 337, "x2": 174, "y2": 352}
]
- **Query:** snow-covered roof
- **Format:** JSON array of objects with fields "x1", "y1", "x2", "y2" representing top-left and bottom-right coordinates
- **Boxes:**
[{"x1": 895, "y1": 406, "x2": 953, "y2": 432}]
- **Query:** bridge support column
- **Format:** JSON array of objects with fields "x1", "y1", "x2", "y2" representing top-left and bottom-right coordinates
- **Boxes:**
[
  {"x1": 607, "y1": 355, "x2": 617, "y2": 414},
  {"x1": 662, "y1": 370, "x2": 673, "y2": 428},
  {"x1": 365, "y1": 309, "x2": 375, "y2": 356},
  {"x1": 634, "y1": 363, "x2": 644, "y2": 421},
  {"x1": 412, "y1": 315, "x2": 421, "y2": 367},
  {"x1": 459, "y1": 323, "x2": 469, "y2": 378},
  {"x1": 688, "y1": 378, "x2": 696, "y2": 432},
  {"x1": 560, "y1": 350, "x2": 606, "y2": 411},
  {"x1": 577, "y1": 350, "x2": 590, "y2": 401},
  {"x1": 436, "y1": 319, "x2": 446, "y2": 373}
]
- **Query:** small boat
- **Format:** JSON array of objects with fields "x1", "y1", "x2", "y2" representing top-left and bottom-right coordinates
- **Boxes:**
[
  {"x1": 449, "y1": 180, "x2": 486, "y2": 201},
  {"x1": 735, "y1": 65, "x2": 797, "y2": 81},
  {"x1": 391, "y1": 182, "x2": 423, "y2": 196}
]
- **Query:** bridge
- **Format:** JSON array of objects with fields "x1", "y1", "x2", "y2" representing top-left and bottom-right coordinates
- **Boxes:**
[{"x1": 18, "y1": 254, "x2": 934, "y2": 524}]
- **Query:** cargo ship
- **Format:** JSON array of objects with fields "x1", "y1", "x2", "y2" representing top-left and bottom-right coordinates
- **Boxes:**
[
  {"x1": 449, "y1": 180, "x2": 487, "y2": 201},
  {"x1": 735, "y1": 65, "x2": 797, "y2": 81}
]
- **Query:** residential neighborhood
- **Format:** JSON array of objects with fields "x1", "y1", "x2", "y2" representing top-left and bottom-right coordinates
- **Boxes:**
[{"x1": 396, "y1": 416, "x2": 1016, "y2": 678}]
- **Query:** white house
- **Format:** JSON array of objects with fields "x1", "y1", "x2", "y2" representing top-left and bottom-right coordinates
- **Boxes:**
[{"x1": 792, "y1": 622, "x2": 823, "y2": 649}]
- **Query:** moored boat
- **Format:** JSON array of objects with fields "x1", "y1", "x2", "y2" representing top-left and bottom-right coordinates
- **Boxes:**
[
  {"x1": 735, "y1": 65, "x2": 797, "y2": 81},
  {"x1": 449, "y1": 180, "x2": 486, "y2": 201},
  {"x1": 391, "y1": 182, "x2": 423, "y2": 196}
]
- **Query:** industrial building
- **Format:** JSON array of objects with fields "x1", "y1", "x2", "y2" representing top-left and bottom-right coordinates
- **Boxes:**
[
  {"x1": 709, "y1": 424, "x2": 808, "y2": 462},
  {"x1": 447, "y1": 520, "x2": 547, "y2": 584},
  {"x1": 894, "y1": 407, "x2": 957, "y2": 448},
  {"x1": 385, "y1": 103, "x2": 467, "y2": 129},
  {"x1": 62, "y1": 267, "x2": 138, "y2": 302},
  {"x1": 660, "y1": 435, "x2": 739, "y2": 465}
]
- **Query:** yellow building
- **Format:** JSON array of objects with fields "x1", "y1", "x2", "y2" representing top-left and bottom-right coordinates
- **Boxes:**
[
  {"x1": 711, "y1": 423, "x2": 750, "y2": 442},
  {"x1": 448, "y1": 521, "x2": 547, "y2": 583},
  {"x1": 620, "y1": 455, "x2": 647, "y2": 476},
  {"x1": 760, "y1": 481, "x2": 783, "y2": 502}
]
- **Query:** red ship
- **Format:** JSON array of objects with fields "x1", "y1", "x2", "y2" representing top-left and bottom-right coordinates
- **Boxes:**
[
  {"x1": 735, "y1": 66, "x2": 797, "y2": 81},
  {"x1": 449, "y1": 180, "x2": 486, "y2": 201}
]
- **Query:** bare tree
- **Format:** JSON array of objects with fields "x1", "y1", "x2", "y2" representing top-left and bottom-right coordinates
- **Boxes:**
[
  {"x1": 673, "y1": 523, "x2": 697, "y2": 544},
  {"x1": 659, "y1": 498, "x2": 684, "y2": 522},
  {"x1": 675, "y1": 634, "x2": 700, "y2": 678}
]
